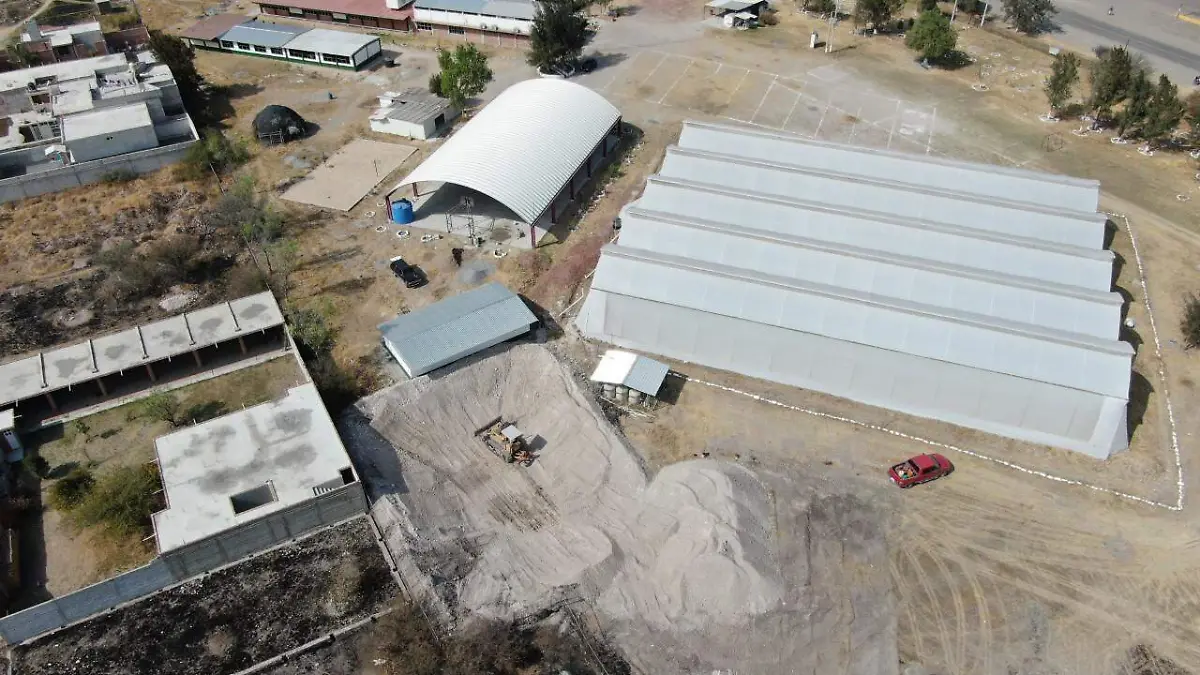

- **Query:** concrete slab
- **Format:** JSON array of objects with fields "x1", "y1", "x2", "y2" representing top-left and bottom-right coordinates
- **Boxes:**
[{"x1": 282, "y1": 139, "x2": 416, "y2": 212}]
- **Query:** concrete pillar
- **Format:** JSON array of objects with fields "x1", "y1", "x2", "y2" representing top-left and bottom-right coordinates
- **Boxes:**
[
  {"x1": 238, "y1": 336, "x2": 247, "y2": 355},
  {"x1": 586, "y1": 158, "x2": 593, "y2": 178},
  {"x1": 411, "y1": 183, "x2": 418, "y2": 198},
  {"x1": 550, "y1": 202, "x2": 557, "y2": 224},
  {"x1": 96, "y1": 378, "x2": 107, "y2": 396},
  {"x1": 530, "y1": 224, "x2": 537, "y2": 248},
  {"x1": 192, "y1": 351, "x2": 203, "y2": 368},
  {"x1": 44, "y1": 391, "x2": 57, "y2": 413},
  {"x1": 145, "y1": 363, "x2": 156, "y2": 382}
]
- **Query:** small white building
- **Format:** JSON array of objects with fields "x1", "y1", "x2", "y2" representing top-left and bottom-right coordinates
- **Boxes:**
[
  {"x1": 62, "y1": 102, "x2": 156, "y2": 162},
  {"x1": 369, "y1": 89, "x2": 457, "y2": 140}
]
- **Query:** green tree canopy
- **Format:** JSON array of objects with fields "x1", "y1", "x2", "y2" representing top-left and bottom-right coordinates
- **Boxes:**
[
  {"x1": 905, "y1": 10, "x2": 957, "y2": 62},
  {"x1": 1001, "y1": 0, "x2": 1056, "y2": 34},
  {"x1": 437, "y1": 44, "x2": 493, "y2": 110},
  {"x1": 854, "y1": 0, "x2": 904, "y2": 28},
  {"x1": 918, "y1": 0, "x2": 939, "y2": 11},
  {"x1": 1043, "y1": 51, "x2": 1080, "y2": 115},
  {"x1": 147, "y1": 31, "x2": 205, "y2": 114},
  {"x1": 527, "y1": 0, "x2": 590, "y2": 71},
  {"x1": 1118, "y1": 69, "x2": 1152, "y2": 138},
  {"x1": 1087, "y1": 46, "x2": 1133, "y2": 119},
  {"x1": 1141, "y1": 74, "x2": 1186, "y2": 146},
  {"x1": 1185, "y1": 91, "x2": 1200, "y2": 145}
]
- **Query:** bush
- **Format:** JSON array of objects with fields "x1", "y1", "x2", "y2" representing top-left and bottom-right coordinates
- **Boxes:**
[
  {"x1": 176, "y1": 132, "x2": 251, "y2": 182},
  {"x1": 21, "y1": 454, "x2": 50, "y2": 480},
  {"x1": 48, "y1": 467, "x2": 96, "y2": 512},
  {"x1": 759, "y1": 7, "x2": 778, "y2": 24},
  {"x1": 428, "y1": 72, "x2": 443, "y2": 97},
  {"x1": 286, "y1": 304, "x2": 337, "y2": 358},
  {"x1": 919, "y1": 0, "x2": 939, "y2": 11},
  {"x1": 142, "y1": 391, "x2": 181, "y2": 427},
  {"x1": 72, "y1": 465, "x2": 161, "y2": 538},
  {"x1": 1182, "y1": 294, "x2": 1200, "y2": 349},
  {"x1": 101, "y1": 168, "x2": 139, "y2": 184}
]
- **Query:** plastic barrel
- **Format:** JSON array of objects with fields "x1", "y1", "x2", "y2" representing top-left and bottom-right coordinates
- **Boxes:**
[{"x1": 391, "y1": 199, "x2": 414, "y2": 224}]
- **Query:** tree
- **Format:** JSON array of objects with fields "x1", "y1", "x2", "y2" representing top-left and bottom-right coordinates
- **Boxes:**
[
  {"x1": 919, "y1": 0, "x2": 939, "y2": 11},
  {"x1": 47, "y1": 467, "x2": 95, "y2": 512},
  {"x1": 1043, "y1": 51, "x2": 1080, "y2": 117},
  {"x1": 428, "y1": 72, "x2": 443, "y2": 97},
  {"x1": 1186, "y1": 91, "x2": 1200, "y2": 145},
  {"x1": 1087, "y1": 46, "x2": 1133, "y2": 119},
  {"x1": 437, "y1": 44, "x2": 493, "y2": 110},
  {"x1": 1001, "y1": 0, "x2": 1056, "y2": 34},
  {"x1": 1184, "y1": 294, "x2": 1200, "y2": 349},
  {"x1": 803, "y1": 0, "x2": 836, "y2": 12},
  {"x1": 1118, "y1": 69, "x2": 1152, "y2": 138},
  {"x1": 142, "y1": 391, "x2": 182, "y2": 427},
  {"x1": 6, "y1": 43, "x2": 35, "y2": 68},
  {"x1": 854, "y1": 0, "x2": 905, "y2": 29},
  {"x1": 147, "y1": 31, "x2": 205, "y2": 114},
  {"x1": 906, "y1": 10, "x2": 957, "y2": 62},
  {"x1": 1140, "y1": 74, "x2": 1186, "y2": 147},
  {"x1": 527, "y1": 0, "x2": 590, "y2": 72}
]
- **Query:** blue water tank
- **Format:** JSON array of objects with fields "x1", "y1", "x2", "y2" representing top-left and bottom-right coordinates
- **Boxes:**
[{"x1": 391, "y1": 198, "x2": 414, "y2": 224}]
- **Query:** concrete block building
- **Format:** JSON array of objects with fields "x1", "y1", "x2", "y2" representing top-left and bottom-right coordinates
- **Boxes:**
[
  {"x1": 369, "y1": 88, "x2": 457, "y2": 139},
  {"x1": 180, "y1": 16, "x2": 383, "y2": 70},
  {"x1": 254, "y1": 0, "x2": 535, "y2": 44}
]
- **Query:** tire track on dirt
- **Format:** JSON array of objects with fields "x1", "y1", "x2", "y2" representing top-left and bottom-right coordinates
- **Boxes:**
[
  {"x1": 889, "y1": 556, "x2": 927, "y2": 661},
  {"x1": 900, "y1": 546, "x2": 957, "y2": 673},
  {"x1": 919, "y1": 542, "x2": 969, "y2": 670}
]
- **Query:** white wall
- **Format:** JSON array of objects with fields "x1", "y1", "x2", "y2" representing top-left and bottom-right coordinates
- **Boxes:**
[
  {"x1": 413, "y1": 7, "x2": 532, "y2": 35},
  {"x1": 351, "y1": 39, "x2": 381, "y2": 66},
  {"x1": 66, "y1": 122, "x2": 157, "y2": 163},
  {"x1": 370, "y1": 117, "x2": 430, "y2": 139}
]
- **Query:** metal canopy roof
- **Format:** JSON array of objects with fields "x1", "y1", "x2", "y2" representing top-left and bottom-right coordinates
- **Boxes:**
[
  {"x1": 590, "y1": 349, "x2": 669, "y2": 395},
  {"x1": 379, "y1": 283, "x2": 536, "y2": 376},
  {"x1": 576, "y1": 122, "x2": 1130, "y2": 458},
  {"x1": 390, "y1": 79, "x2": 620, "y2": 224},
  {"x1": 678, "y1": 121, "x2": 1102, "y2": 214}
]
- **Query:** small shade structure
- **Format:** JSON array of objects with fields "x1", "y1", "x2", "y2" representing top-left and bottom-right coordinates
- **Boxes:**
[
  {"x1": 590, "y1": 350, "x2": 669, "y2": 398},
  {"x1": 379, "y1": 283, "x2": 537, "y2": 377}
]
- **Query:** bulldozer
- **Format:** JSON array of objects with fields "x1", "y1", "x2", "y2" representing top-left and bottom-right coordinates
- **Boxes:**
[{"x1": 474, "y1": 417, "x2": 534, "y2": 466}]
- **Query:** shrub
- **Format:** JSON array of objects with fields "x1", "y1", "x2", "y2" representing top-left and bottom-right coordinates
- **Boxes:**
[
  {"x1": 48, "y1": 467, "x2": 96, "y2": 512},
  {"x1": 286, "y1": 304, "x2": 337, "y2": 358},
  {"x1": 919, "y1": 0, "x2": 939, "y2": 11},
  {"x1": 1182, "y1": 294, "x2": 1200, "y2": 349},
  {"x1": 428, "y1": 72, "x2": 443, "y2": 97},
  {"x1": 21, "y1": 454, "x2": 50, "y2": 480},
  {"x1": 759, "y1": 8, "x2": 778, "y2": 24},
  {"x1": 73, "y1": 464, "x2": 161, "y2": 538},
  {"x1": 176, "y1": 132, "x2": 250, "y2": 181},
  {"x1": 101, "y1": 168, "x2": 139, "y2": 184}
]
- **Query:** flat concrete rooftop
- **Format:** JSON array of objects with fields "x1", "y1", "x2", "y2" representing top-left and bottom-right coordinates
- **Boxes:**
[
  {"x1": 0, "y1": 292, "x2": 284, "y2": 408},
  {"x1": 151, "y1": 382, "x2": 355, "y2": 553}
]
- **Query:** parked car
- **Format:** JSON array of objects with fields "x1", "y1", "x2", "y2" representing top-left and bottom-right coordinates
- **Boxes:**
[
  {"x1": 579, "y1": 57, "x2": 598, "y2": 74},
  {"x1": 888, "y1": 453, "x2": 953, "y2": 488},
  {"x1": 537, "y1": 63, "x2": 576, "y2": 79},
  {"x1": 389, "y1": 256, "x2": 427, "y2": 288}
]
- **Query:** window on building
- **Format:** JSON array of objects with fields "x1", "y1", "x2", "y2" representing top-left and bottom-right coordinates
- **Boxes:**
[
  {"x1": 448, "y1": 25, "x2": 465, "y2": 34},
  {"x1": 289, "y1": 6, "x2": 303, "y2": 13},
  {"x1": 416, "y1": 21, "x2": 433, "y2": 30},
  {"x1": 253, "y1": 45, "x2": 267, "y2": 52},
  {"x1": 236, "y1": 42, "x2": 251, "y2": 50},
  {"x1": 220, "y1": 40, "x2": 234, "y2": 48},
  {"x1": 270, "y1": 47, "x2": 284, "y2": 54},
  {"x1": 288, "y1": 49, "x2": 317, "y2": 59},
  {"x1": 323, "y1": 53, "x2": 351, "y2": 64},
  {"x1": 332, "y1": 12, "x2": 348, "y2": 21},
  {"x1": 230, "y1": 483, "x2": 277, "y2": 514}
]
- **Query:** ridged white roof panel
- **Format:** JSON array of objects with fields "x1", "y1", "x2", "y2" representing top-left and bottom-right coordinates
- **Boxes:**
[
  {"x1": 678, "y1": 121, "x2": 1101, "y2": 213},
  {"x1": 391, "y1": 79, "x2": 620, "y2": 223}
]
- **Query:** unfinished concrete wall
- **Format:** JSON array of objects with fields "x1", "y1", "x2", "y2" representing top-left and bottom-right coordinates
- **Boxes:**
[
  {"x1": 0, "y1": 137, "x2": 197, "y2": 204},
  {"x1": 0, "y1": 485, "x2": 367, "y2": 645}
]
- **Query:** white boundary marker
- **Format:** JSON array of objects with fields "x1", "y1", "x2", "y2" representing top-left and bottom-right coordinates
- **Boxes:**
[{"x1": 657, "y1": 213, "x2": 1185, "y2": 513}]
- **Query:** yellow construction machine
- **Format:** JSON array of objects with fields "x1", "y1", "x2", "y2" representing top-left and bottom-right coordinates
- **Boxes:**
[{"x1": 474, "y1": 417, "x2": 534, "y2": 466}]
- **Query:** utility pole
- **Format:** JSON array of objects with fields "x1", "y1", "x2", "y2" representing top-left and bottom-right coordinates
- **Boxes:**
[
  {"x1": 980, "y1": 0, "x2": 988, "y2": 26},
  {"x1": 951, "y1": 0, "x2": 958, "y2": 23},
  {"x1": 825, "y1": 0, "x2": 841, "y2": 53}
]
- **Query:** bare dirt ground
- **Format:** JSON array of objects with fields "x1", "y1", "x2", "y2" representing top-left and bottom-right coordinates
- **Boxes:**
[
  {"x1": 339, "y1": 343, "x2": 898, "y2": 674},
  {"x1": 11, "y1": 516, "x2": 397, "y2": 675},
  {"x1": 23, "y1": 355, "x2": 305, "y2": 597}
]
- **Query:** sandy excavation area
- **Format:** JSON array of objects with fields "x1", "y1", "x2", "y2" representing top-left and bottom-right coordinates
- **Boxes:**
[{"x1": 340, "y1": 344, "x2": 898, "y2": 673}]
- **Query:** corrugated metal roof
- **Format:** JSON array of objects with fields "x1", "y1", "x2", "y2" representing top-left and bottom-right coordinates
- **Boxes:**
[
  {"x1": 390, "y1": 79, "x2": 620, "y2": 223},
  {"x1": 636, "y1": 177, "x2": 1115, "y2": 292},
  {"x1": 416, "y1": 0, "x2": 536, "y2": 19},
  {"x1": 589, "y1": 350, "x2": 669, "y2": 395},
  {"x1": 576, "y1": 123, "x2": 1130, "y2": 458},
  {"x1": 253, "y1": 0, "x2": 413, "y2": 17},
  {"x1": 179, "y1": 13, "x2": 251, "y2": 41},
  {"x1": 220, "y1": 20, "x2": 307, "y2": 48},
  {"x1": 678, "y1": 121, "x2": 1101, "y2": 213},
  {"x1": 658, "y1": 147, "x2": 1108, "y2": 248},
  {"x1": 618, "y1": 209, "x2": 1123, "y2": 340},
  {"x1": 280, "y1": 27, "x2": 378, "y2": 54},
  {"x1": 374, "y1": 88, "x2": 453, "y2": 124},
  {"x1": 378, "y1": 283, "x2": 536, "y2": 375}
]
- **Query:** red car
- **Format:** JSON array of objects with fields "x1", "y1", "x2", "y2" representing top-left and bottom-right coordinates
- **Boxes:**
[{"x1": 888, "y1": 453, "x2": 954, "y2": 488}]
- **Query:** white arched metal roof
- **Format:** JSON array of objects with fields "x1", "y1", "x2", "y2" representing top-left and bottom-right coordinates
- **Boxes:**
[{"x1": 391, "y1": 79, "x2": 620, "y2": 224}]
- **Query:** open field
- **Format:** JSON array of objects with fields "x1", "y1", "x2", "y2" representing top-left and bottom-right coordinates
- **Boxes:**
[
  {"x1": 22, "y1": 356, "x2": 306, "y2": 599},
  {"x1": 11, "y1": 516, "x2": 396, "y2": 675}
]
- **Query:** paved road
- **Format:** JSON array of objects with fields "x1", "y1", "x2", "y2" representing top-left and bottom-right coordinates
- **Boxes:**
[{"x1": 1056, "y1": 5, "x2": 1200, "y2": 72}]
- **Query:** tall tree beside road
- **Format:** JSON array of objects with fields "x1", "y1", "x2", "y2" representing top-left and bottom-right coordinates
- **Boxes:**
[
  {"x1": 853, "y1": 0, "x2": 904, "y2": 30},
  {"x1": 1186, "y1": 91, "x2": 1200, "y2": 145},
  {"x1": 1117, "y1": 70, "x2": 1152, "y2": 138},
  {"x1": 1140, "y1": 75, "x2": 1186, "y2": 147},
  {"x1": 148, "y1": 31, "x2": 206, "y2": 114},
  {"x1": 1001, "y1": 0, "x2": 1056, "y2": 34},
  {"x1": 1042, "y1": 51, "x2": 1080, "y2": 117},
  {"x1": 437, "y1": 44, "x2": 493, "y2": 110},
  {"x1": 1087, "y1": 46, "x2": 1133, "y2": 120},
  {"x1": 906, "y1": 10, "x2": 957, "y2": 62},
  {"x1": 527, "y1": 0, "x2": 590, "y2": 72}
]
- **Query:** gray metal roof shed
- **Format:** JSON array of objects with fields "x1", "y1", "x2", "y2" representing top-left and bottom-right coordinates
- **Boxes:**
[
  {"x1": 577, "y1": 122, "x2": 1131, "y2": 459},
  {"x1": 379, "y1": 283, "x2": 536, "y2": 377},
  {"x1": 219, "y1": 20, "x2": 307, "y2": 48}
]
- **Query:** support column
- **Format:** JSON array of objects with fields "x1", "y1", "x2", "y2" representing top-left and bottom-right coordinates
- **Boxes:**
[
  {"x1": 96, "y1": 378, "x2": 107, "y2": 396},
  {"x1": 550, "y1": 202, "x2": 557, "y2": 224},
  {"x1": 193, "y1": 351, "x2": 203, "y2": 368},
  {"x1": 44, "y1": 391, "x2": 57, "y2": 413},
  {"x1": 530, "y1": 224, "x2": 537, "y2": 248},
  {"x1": 145, "y1": 363, "x2": 156, "y2": 382},
  {"x1": 238, "y1": 336, "x2": 247, "y2": 355}
]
